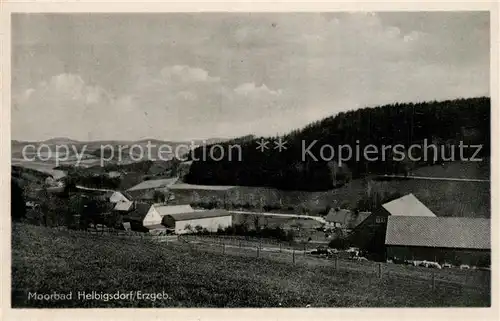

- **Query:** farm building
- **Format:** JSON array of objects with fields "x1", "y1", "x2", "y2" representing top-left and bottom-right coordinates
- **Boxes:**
[
  {"x1": 324, "y1": 208, "x2": 372, "y2": 231},
  {"x1": 385, "y1": 216, "x2": 490, "y2": 266},
  {"x1": 144, "y1": 204, "x2": 195, "y2": 226},
  {"x1": 108, "y1": 191, "x2": 133, "y2": 203},
  {"x1": 162, "y1": 209, "x2": 232, "y2": 234},
  {"x1": 349, "y1": 193, "x2": 437, "y2": 257},
  {"x1": 122, "y1": 203, "x2": 194, "y2": 232},
  {"x1": 113, "y1": 200, "x2": 134, "y2": 212},
  {"x1": 122, "y1": 203, "x2": 230, "y2": 234}
]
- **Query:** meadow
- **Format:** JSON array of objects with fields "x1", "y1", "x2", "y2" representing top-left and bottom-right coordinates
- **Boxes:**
[{"x1": 12, "y1": 223, "x2": 489, "y2": 308}]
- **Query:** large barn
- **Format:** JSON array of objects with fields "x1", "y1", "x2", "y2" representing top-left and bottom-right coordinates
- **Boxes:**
[
  {"x1": 349, "y1": 193, "x2": 437, "y2": 257},
  {"x1": 385, "y1": 216, "x2": 490, "y2": 266},
  {"x1": 123, "y1": 203, "x2": 194, "y2": 233},
  {"x1": 162, "y1": 209, "x2": 232, "y2": 234}
]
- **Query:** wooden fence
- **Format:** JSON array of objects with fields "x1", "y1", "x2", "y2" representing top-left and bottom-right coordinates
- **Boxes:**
[{"x1": 177, "y1": 234, "x2": 491, "y2": 293}]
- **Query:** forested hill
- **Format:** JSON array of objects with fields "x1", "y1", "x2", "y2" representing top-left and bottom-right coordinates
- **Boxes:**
[{"x1": 185, "y1": 97, "x2": 490, "y2": 191}]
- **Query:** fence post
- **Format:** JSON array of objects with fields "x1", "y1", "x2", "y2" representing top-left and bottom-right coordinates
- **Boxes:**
[
  {"x1": 222, "y1": 243, "x2": 225, "y2": 255},
  {"x1": 432, "y1": 272, "x2": 435, "y2": 290},
  {"x1": 335, "y1": 256, "x2": 338, "y2": 271},
  {"x1": 257, "y1": 246, "x2": 260, "y2": 258},
  {"x1": 239, "y1": 240, "x2": 242, "y2": 248},
  {"x1": 293, "y1": 249, "x2": 296, "y2": 264},
  {"x1": 279, "y1": 243, "x2": 282, "y2": 253},
  {"x1": 378, "y1": 263, "x2": 382, "y2": 279}
]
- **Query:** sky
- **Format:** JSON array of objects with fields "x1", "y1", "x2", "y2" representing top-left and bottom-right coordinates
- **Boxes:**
[{"x1": 12, "y1": 12, "x2": 490, "y2": 142}]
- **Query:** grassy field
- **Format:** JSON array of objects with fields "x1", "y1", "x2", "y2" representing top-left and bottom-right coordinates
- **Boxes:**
[
  {"x1": 172, "y1": 161, "x2": 490, "y2": 218},
  {"x1": 12, "y1": 223, "x2": 489, "y2": 308}
]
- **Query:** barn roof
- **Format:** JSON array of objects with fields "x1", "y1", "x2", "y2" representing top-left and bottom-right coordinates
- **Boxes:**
[
  {"x1": 124, "y1": 203, "x2": 151, "y2": 222},
  {"x1": 166, "y1": 209, "x2": 232, "y2": 221},
  {"x1": 154, "y1": 204, "x2": 194, "y2": 217},
  {"x1": 114, "y1": 201, "x2": 134, "y2": 212},
  {"x1": 382, "y1": 193, "x2": 436, "y2": 217},
  {"x1": 127, "y1": 177, "x2": 178, "y2": 192},
  {"x1": 325, "y1": 209, "x2": 372, "y2": 229},
  {"x1": 385, "y1": 216, "x2": 490, "y2": 250},
  {"x1": 127, "y1": 189, "x2": 156, "y2": 201}
]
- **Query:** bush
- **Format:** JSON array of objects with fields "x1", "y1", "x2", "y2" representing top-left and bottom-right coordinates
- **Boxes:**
[
  {"x1": 11, "y1": 179, "x2": 26, "y2": 222},
  {"x1": 329, "y1": 237, "x2": 350, "y2": 250}
]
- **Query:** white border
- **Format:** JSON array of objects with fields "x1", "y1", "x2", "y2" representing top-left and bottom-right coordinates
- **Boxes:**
[{"x1": 1, "y1": 2, "x2": 499, "y2": 321}]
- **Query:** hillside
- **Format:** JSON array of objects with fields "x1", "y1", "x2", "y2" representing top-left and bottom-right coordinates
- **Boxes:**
[
  {"x1": 186, "y1": 97, "x2": 490, "y2": 191},
  {"x1": 11, "y1": 224, "x2": 489, "y2": 308},
  {"x1": 171, "y1": 160, "x2": 490, "y2": 218}
]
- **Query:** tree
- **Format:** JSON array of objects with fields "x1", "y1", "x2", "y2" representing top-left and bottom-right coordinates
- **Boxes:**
[
  {"x1": 153, "y1": 191, "x2": 166, "y2": 203},
  {"x1": 11, "y1": 179, "x2": 26, "y2": 222}
]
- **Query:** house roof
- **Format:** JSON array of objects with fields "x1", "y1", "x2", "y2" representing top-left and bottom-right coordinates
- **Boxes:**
[
  {"x1": 168, "y1": 183, "x2": 236, "y2": 191},
  {"x1": 114, "y1": 201, "x2": 134, "y2": 212},
  {"x1": 127, "y1": 189, "x2": 156, "y2": 201},
  {"x1": 385, "y1": 216, "x2": 490, "y2": 250},
  {"x1": 124, "y1": 203, "x2": 151, "y2": 222},
  {"x1": 166, "y1": 209, "x2": 232, "y2": 221},
  {"x1": 153, "y1": 204, "x2": 194, "y2": 217},
  {"x1": 325, "y1": 209, "x2": 372, "y2": 229},
  {"x1": 121, "y1": 191, "x2": 134, "y2": 201},
  {"x1": 109, "y1": 191, "x2": 133, "y2": 202},
  {"x1": 382, "y1": 193, "x2": 436, "y2": 217},
  {"x1": 127, "y1": 177, "x2": 178, "y2": 192}
]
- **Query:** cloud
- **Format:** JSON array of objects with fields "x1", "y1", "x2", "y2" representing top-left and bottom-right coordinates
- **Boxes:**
[
  {"x1": 160, "y1": 65, "x2": 221, "y2": 83},
  {"x1": 12, "y1": 68, "x2": 287, "y2": 141},
  {"x1": 12, "y1": 73, "x2": 140, "y2": 141},
  {"x1": 234, "y1": 82, "x2": 282, "y2": 96},
  {"x1": 12, "y1": 12, "x2": 489, "y2": 141}
]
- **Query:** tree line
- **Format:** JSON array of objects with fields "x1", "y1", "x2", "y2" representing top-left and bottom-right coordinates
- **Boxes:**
[{"x1": 185, "y1": 97, "x2": 490, "y2": 191}]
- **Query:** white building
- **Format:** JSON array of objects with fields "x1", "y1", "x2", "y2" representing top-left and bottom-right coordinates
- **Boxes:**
[
  {"x1": 109, "y1": 191, "x2": 132, "y2": 203},
  {"x1": 143, "y1": 204, "x2": 194, "y2": 226},
  {"x1": 123, "y1": 203, "x2": 231, "y2": 234},
  {"x1": 162, "y1": 209, "x2": 232, "y2": 234}
]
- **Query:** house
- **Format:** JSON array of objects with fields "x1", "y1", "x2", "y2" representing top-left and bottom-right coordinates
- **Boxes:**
[
  {"x1": 122, "y1": 203, "x2": 194, "y2": 231},
  {"x1": 349, "y1": 194, "x2": 437, "y2": 257},
  {"x1": 109, "y1": 191, "x2": 133, "y2": 203},
  {"x1": 385, "y1": 216, "x2": 490, "y2": 266},
  {"x1": 162, "y1": 209, "x2": 232, "y2": 234},
  {"x1": 324, "y1": 208, "x2": 371, "y2": 231},
  {"x1": 145, "y1": 204, "x2": 195, "y2": 226},
  {"x1": 113, "y1": 200, "x2": 134, "y2": 212}
]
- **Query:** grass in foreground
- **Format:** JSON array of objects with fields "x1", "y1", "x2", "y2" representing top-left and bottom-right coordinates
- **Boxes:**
[{"x1": 12, "y1": 223, "x2": 489, "y2": 308}]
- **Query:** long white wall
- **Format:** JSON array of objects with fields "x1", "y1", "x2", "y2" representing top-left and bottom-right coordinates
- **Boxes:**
[{"x1": 175, "y1": 216, "x2": 232, "y2": 234}]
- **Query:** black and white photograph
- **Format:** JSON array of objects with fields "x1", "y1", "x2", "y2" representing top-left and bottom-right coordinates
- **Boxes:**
[{"x1": 7, "y1": 7, "x2": 495, "y2": 312}]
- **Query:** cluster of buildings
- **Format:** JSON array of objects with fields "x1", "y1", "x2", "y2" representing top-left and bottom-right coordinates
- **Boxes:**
[
  {"x1": 323, "y1": 194, "x2": 490, "y2": 266},
  {"x1": 86, "y1": 173, "x2": 490, "y2": 267},
  {"x1": 102, "y1": 178, "x2": 232, "y2": 235}
]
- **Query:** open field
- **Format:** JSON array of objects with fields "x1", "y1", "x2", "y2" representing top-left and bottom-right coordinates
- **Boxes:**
[
  {"x1": 172, "y1": 161, "x2": 490, "y2": 218},
  {"x1": 12, "y1": 223, "x2": 489, "y2": 307}
]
